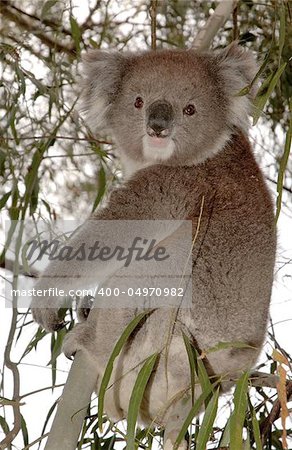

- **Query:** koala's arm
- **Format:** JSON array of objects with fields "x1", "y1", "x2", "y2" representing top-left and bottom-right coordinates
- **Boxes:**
[{"x1": 31, "y1": 167, "x2": 195, "y2": 331}]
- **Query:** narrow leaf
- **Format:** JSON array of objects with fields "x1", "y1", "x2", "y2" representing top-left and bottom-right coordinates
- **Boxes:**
[
  {"x1": 253, "y1": 62, "x2": 287, "y2": 125},
  {"x1": 219, "y1": 415, "x2": 231, "y2": 447},
  {"x1": 203, "y1": 341, "x2": 254, "y2": 355},
  {"x1": 276, "y1": 105, "x2": 292, "y2": 222},
  {"x1": 70, "y1": 16, "x2": 82, "y2": 54},
  {"x1": 196, "y1": 388, "x2": 220, "y2": 450},
  {"x1": 98, "y1": 311, "x2": 151, "y2": 431},
  {"x1": 0, "y1": 415, "x2": 10, "y2": 434},
  {"x1": 41, "y1": 0, "x2": 58, "y2": 19},
  {"x1": 194, "y1": 348, "x2": 213, "y2": 403},
  {"x1": 182, "y1": 332, "x2": 196, "y2": 404},
  {"x1": 127, "y1": 353, "x2": 158, "y2": 449},
  {"x1": 174, "y1": 381, "x2": 219, "y2": 449},
  {"x1": 20, "y1": 327, "x2": 47, "y2": 361},
  {"x1": 0, "y1": 191, "x2": 11, "y2": 210},
  {"x1": 248, "y1": 395, "x2": 262, "y2": 450},
  {"x1": 92, "y1": 165, "x2": 106, "y2": 212},
  {"x1": 278, "y1": 2, "x2": 286, "y2": 66},
  {"x1": 40, "y1": 398, "x2": 58, "y2": 438},
  {"x1": 21, "y1": 414, "x2": 29, "y2": 446},
  {"x1": 230, "y1": 371, "x2": 249, "y2": 450}
]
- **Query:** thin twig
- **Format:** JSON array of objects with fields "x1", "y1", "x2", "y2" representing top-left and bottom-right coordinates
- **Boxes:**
[
  {"x1": 260, "y1": 380, "x2": 292, "y2": 445},
  {"x1": 22, "y1": 432, "x2": 50, "y2": 450},
  {"x1": 6, "y1": 2, "x2": 72, "y2": 36},
  {"x1": 149, "y1": 0, "x2": 157, "y2": 50},
  {"x1": 1, "y1": 135, "x2": 112, "y2": 145},
  {"x1": 232, "y1": 2, "x2": 239, "y2": 40},
  {"x1": 1, "y1": 3, "x2": 75, "y2": 55},
  {"x1": 0, "y1": 312, "x2": 21, "y2": 449},
  {"x1": 0, "y1": 258, "x2": 39, "y2": 278}
]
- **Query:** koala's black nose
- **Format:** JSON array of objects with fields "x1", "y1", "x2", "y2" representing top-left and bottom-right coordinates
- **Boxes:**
[{"x1": 147, "y1": 101, "x2": 174, "y2": 138}]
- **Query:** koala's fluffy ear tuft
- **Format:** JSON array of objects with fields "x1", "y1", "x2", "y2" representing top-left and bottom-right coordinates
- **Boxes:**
[
  {"x1": 216, "y1": 42, "x2": 258, "y2": 97},
  {"x1": 79, "y1": 50, "x2": 128, "y2": 133},
  {"x1": 216, "y1": 42, "x2": 259, "y2": 130}
]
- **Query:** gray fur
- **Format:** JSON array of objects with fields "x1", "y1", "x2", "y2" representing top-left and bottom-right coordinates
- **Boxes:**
[{"x1": 31, "y1": 45, "x2": 276, "y2": 449}]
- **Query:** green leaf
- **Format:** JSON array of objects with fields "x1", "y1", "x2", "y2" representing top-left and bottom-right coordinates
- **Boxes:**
[
  {"x1": 278, "y1": 2, "x2": 286, "y2": 66},
  {"x1": 229, "y1": 371, "x2": 249, "y2": 450},
  {"x1": 40, "y1": 398, "x2": 58, "y2": 438},
  {"x1": 29, "y1": 177, "x2": 40, "y2": 215},
  {"x1": 219, "y1": 415, "x2": 231, "y2": 447},
  {"x1": 182, "y1": 332, "x2": 196, "y2": 404},
  {"x1": 9, "y1": 183, "x2": 19, "y2": 220},
  {"x1": 253, "y1": 62, "x2": 287, "y2": 125},
  {"x1": 196, "y1": 388, "x2": 220, "y2": 450},
  {"x1": 194, "y1": 348, "x2": 213, "y2": 405},
  {"x1": 127, "y1": 353, "x2": 158, "y2": 449},
  {"x1": 174, "y1": 381, "x2": 219, "y2": 449},
  {"x1": 70, "y1": 15, "x2": 82, "y2": 54},
  {"x1": 41, "y1": 0, "x2": 58, "y2": 19},
  {"x1": 9, "y1": 105, "x2": 19, "y2": 145},
  {"x1": 248, "y1": 395, "x2": 262, "y2": 450},
  {"x1": 23, "y1": 139, "x2": 55, "y2": 216},
  {"x1": 15, "y1": 65, "x2": 26, "y2": 96},
  {"x1": 48, "y1": 327, "x2": 67, "y2": 366},
  {"x1": 20, "y1": 327, "x2": 47, "y2": 361},
  {"x1": 204, "y1": 341, "x2": 255, "y2": 355},
  {"x1": 92, "y1": 165, "x2": 106, "y2": 212},
  {"x1": 276, "y1": 101, "x2": 292, "y2": 222},
  {"x1": 0, "y1": 191, "x2": 11, "y2": 210},
  {"x1": 0, "y1": 149, "x2": 5, "y2": 176},
  {"x1": 21, "y1": 414, "x2": 29, "y2": 446},
  {"x1": 41, "y1": 199, "x2": 52, "y2": 216},
  {"x1": 0, "y1": 415, "x2": 10, "y2": 434},
  {"x1": 98, "y1": 311, "x2": 152, "y2": 431}
]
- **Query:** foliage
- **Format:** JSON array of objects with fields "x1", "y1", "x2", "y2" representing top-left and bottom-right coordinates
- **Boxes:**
[{"x1": 0, "y1": 1, "x2": 291, "y2": 449}]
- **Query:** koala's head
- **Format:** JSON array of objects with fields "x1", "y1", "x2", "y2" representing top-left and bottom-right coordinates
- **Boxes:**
[{"x1": 80, "y1": 44, "x2": 257, "y2": 172}]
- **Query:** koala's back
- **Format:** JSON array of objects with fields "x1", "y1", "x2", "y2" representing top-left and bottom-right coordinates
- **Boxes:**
[{"x1": 89, "y1": 131, "x2": 276, "y2": 423}]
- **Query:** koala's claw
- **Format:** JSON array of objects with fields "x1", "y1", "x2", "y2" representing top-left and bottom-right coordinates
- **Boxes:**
[
  {"x1": 66, "y1": 352, "x2": 76, "y2": 361},
  {"x1": 62, "y1": 323, "x2": 92, "y2": 360},
  {"x1": 62, "y1": 330, "x2": 81, "y2": 360}
]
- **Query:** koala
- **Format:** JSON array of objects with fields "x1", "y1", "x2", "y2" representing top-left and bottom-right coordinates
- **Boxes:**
[{"x1": 31, "y1": 44, "x2": 276, "y2": 449}]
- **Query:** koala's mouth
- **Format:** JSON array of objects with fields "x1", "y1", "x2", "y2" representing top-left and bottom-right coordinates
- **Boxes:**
[
  {"x1": 147, "y1": 136, "x2": 171, "y2": 148},
  {"x1": 142, "y1": 135, "x2": 176, "y2": 162}
]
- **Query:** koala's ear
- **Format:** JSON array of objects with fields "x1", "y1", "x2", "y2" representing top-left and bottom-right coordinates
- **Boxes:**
[
  {"x1": 216, "y1": 42, "x2": 258, "y2": 97},
  {"x1": 215, "y1": 43, "x2": 259, "y2": 130},
  {"x1": 79, "y1": 50, "x2": 128, "y2": 133}
]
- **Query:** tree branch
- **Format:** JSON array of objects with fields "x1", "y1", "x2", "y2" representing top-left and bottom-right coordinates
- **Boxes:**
[
  {"x1": 192, "y1": 0, "x2": 238, "y2": 50},
  {"x1": 0, "y1": 309, "x2": 21, "y2": 449},
  {"x1": 0, "y1": 3, "x2": 75, "y2": 55},
  {"x1": 0, "y1": 259, "x2": 39, "y2": 278},
  {"x1": 260, "y1": 380, "x2": 292, "y2": 445},
  {"x1": 149, "y1": 0, "x2": 158, "y2": 50},
  {"x1": 6, "y1": 2, "x2": 72, "y2": 36},
  {"x1": 250, "y1": 371, "x2": 279, "y2": 389},
  {"x1": 44, "y1": 351, "x2": 98, "y2": 450}
]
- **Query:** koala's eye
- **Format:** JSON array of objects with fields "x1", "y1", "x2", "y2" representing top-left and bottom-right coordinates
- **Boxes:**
[
  {"x1": 183, "y1": 104, "x2": 196, "y2": 116},
  {"x1": 134, "y1": 97, "x2": 144, "y2": 109}
]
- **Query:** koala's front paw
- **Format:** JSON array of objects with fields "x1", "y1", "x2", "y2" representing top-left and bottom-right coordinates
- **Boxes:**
[
  {"x1": 62, "y1": 323, "x2": 94, "y2": 360},
  {"x1": 31, "y1": 296, "x2": 66, "y2": 332}
]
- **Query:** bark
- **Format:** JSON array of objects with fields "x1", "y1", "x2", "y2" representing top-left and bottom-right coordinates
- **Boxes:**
[{"x1": 44, "y1": 351, "x2": 98, "y2": 450}]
